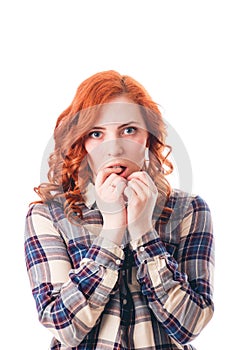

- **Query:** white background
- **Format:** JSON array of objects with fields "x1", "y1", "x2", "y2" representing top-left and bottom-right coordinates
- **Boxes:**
[{"x1": 0, "y1": 1, "x2": 231, "y2": 349}]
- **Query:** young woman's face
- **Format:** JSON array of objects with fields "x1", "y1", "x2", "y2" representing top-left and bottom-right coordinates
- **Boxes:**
[{"x1": 84, "y1": 96, "x2": 148, "y2": 180}]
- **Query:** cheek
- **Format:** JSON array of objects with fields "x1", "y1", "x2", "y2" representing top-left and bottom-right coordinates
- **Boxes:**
[
  {"x1": 137, "y1": 132, "x2": 148, "y2": 147},
  {"x1": 84, "y1": 141, "x2": 104, "y2": 173},
  {"x1": 129, "y1": 136, "x2": 147, "y2": 151},
  {"x1": 84, "y1": 139, "x2": 95, "y2": 154},
  {"x1": 123, "y1": 143, "x2": 147, "y2": 175},
  {"x1": 84, "y1": 139, "x2": 102, "y2": 160},
  {"x1": 85, "y1": 153, "x2": 99, "y2": 178},
  {"x1": 84, "y1": 141, "x2": 95, "y2": 170}
]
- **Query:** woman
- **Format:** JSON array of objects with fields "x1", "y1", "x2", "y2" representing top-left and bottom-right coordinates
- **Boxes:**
[{"x1": 24, "y1": 70, "x2": 214, "y2": 349}]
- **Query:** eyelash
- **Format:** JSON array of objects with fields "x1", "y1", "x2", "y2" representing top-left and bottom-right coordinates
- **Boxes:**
[
  {"x1": 88, "y1": 127, "x2": 137, "y2": 139},
  {"x1": 88, "y1": 131, "x2": 103, "y2": 139},
  {"x1": 123, "y1": 127, "x2": 137, "y2": 135}
]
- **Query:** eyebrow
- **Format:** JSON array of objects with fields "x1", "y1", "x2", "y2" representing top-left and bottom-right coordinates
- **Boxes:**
[{"x1": 89, "y1": 121, "x2": 142, "y2": 130}]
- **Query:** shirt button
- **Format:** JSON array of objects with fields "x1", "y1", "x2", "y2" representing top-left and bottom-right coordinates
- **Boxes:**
[
  {"x1": 139, "y1": 246, "x2": 145, "y2": 252},
  {"x1": 123, "y1": 299, "x2": 127, "y2": 305},
  {"x1": 115, "y1": 259, "x2": 121, "y2": 265}
]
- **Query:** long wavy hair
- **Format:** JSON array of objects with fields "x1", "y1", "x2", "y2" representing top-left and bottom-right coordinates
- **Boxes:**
[{"x1": 34, "y1": 70, "x2": 173, "y2": 222}]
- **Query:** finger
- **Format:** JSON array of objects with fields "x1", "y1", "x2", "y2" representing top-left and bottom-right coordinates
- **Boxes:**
[
  {"x1": 127, "y1": 171, "x2": 157, "y2": 194},
  {"x1": 115, "y1": 180, "x2": 127, "y2": 195},
  {"x1": 127, "y1": 171, "x2": 151, "y2": 185},
  {"x1": 95, "y1": 168, "x2": 124, "y2": 188},
  {"x1": 127, "y1": 179, "x2": 147, "y2": 200},
  {"x1": 104, "y1": 174, "x2": 127, "y2": 189},
  {"x1": 123, "y1": 186, "x2": 135, "y2": 203}
]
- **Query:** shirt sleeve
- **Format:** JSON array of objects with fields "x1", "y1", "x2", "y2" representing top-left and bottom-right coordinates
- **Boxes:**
[
  {"x1": 24, "y1": 203, "x2": 124, "y2": 348},
  {"x1": 129, "y1": 195, "x2": 215, "y2": 346}
]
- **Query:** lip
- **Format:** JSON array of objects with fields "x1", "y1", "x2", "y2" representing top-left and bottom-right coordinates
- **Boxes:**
[
  {"x1": 118, "y1": 167, "x2": 128, "y2": 178},
  {"x1": 103, "y1": 162, "x2": 128, "y2": 177},
  {"x1": 104, "y1": 161, "x2": 128, "y2": 169}
]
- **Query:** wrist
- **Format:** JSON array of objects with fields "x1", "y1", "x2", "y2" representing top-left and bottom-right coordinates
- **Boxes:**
[
  {"x1": 128, "y1": 221, "x2": 153, "y2": 241},
  {"x1": 102, "y1": 211, "x2": 126, "y2": 228},
  {"x1": 100, "y1": 226, "x2": 125, "y2": 246}
]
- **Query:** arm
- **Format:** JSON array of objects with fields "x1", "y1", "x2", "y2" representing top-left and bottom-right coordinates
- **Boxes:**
[
  {"x1": 24, "y1": 203, "x2": 124, "y2": 347},
  {"x1": 130, "y1": 195, "x2": 214, "y2": 345}
]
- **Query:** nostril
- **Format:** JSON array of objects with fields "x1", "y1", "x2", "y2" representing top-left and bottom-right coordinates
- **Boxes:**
[{"x1": 107, "y1": 145, "x2": 124, "y2": 157}]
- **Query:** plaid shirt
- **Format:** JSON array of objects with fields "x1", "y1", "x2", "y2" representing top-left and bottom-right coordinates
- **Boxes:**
[{"x1": 24, "y1": 188, "x2": 214, "y2": 350}]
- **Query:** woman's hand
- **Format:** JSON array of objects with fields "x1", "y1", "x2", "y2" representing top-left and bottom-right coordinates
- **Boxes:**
[
  {"x1": 95, "y1": 168, "x2": 127, "y2": 245},
  {"x1": 124, "y1": 171, "x2": 158, "y2": 240}
]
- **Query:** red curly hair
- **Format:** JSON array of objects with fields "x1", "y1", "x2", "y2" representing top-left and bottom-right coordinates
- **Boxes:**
[{"x1": 34, "y1": 70, "x2": 173, "y2": 221}]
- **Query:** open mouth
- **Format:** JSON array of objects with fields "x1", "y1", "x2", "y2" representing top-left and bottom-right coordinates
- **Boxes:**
[{"x1": 109, "y1": 165, "x2": 127, "y2": 175}]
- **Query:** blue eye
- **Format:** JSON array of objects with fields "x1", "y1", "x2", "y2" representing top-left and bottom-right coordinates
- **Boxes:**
[
  {"x1": 123, "y1": 127, "x2": 137, "y2": 135},
  {"x1": 89, "y1": 131, "x2": 103, "y2": 139}
]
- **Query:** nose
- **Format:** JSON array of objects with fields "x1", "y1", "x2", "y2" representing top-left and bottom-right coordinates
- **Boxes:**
[{"x1": 107, "y1": 138, "x2": 124, "y2": 157}]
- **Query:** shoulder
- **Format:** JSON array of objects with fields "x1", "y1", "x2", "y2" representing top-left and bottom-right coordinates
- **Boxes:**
[
  {"x1": 170, "y1": 189, "x2": 213, "y2": 233},
  {"x1": 170, "y1": 189, "x2": 211, "y2": 212},
  {"x1": 167, "y1": 189, "x2": 212, "y2": 227},
  {"x1": 25, "y1": 200, "x2": 67, "y2": 240},
  {"x1": 26, "y1": 200, "x2": 65, "y2": 221}
]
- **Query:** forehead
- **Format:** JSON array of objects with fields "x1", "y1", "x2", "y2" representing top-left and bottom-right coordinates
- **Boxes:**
[{"x1": 95, "y1": 97, "x2": 146, "y2": 127}]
